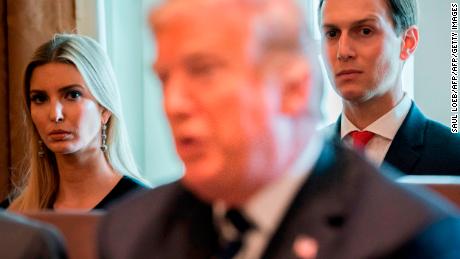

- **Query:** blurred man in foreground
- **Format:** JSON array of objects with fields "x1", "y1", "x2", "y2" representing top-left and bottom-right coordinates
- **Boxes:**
[{"x1": 99, "y1": 0, "x2": 460, "y2": 258}]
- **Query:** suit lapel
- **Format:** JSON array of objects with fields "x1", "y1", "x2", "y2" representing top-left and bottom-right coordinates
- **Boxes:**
[
  {"x1": 383, "y1": 102, "x2": 426, "y2": 173},
  {"x1": 149, "y1": 184, "x2": 219, "y2": 259},
  {"x1": 331, "y1": 115, "x2": 341, "y2": 144},
  {"x1": 261, "y1": 142, "x2": 352, "y2": 259}
]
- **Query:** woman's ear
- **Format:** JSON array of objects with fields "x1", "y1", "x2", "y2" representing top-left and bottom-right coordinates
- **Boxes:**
[
  {"x1": 101, "y1": 108, "x2": 112, "y2": 124},
  {"x1": 400, "y1": 25, "x2": 419, "y2": 60},
  {"x1": 280, "y1": 57, "x2": 311, "y2": 116}
]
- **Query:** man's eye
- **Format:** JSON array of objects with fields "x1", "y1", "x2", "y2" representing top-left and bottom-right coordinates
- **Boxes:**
[
  {"x1": 66, "y1": 90, "x2": 82, "y2": 100},
  {"x1": 30, "y1": 94, "x2": 47, "y2": 104},
  {"x1": 325, "y1": 30, "x2": 339, "y2": 39},
  {"x1": 189, "y1": 63, "x2": 215, "y2": 75},
  {"x1": 158, "y1": 72, "x2": 170, "y2": 84},
  {"x1": 360, "y1": 28, "x2": 373, "y2": 36}
]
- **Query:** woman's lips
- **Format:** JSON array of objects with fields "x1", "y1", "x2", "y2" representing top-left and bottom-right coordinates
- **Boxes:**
[{"x1": 48, "y1": 130, "x2": 72, "y2": 141}]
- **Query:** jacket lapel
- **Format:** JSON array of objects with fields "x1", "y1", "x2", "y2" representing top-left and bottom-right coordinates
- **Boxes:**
[
  {"x1": 148, "y1": 184, "x2": 219, "y2": 259},
  {"x1": 261, "y1": 142, "x2": 352, "y2": 259},
  {"x1": 383, "y1": 102, "x2": 426, "y2": 173},
  {"x1": 331, "y1": 115, "x2": 341, "y2": 144}
]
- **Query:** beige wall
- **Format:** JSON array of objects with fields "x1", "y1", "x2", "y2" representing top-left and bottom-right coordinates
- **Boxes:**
[{"x1": 0, "y1": 0, "x2": 76, "y2": 199}]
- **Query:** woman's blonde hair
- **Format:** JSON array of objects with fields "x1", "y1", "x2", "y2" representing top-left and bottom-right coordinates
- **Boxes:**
[{"x1": 9, "y1": 34, "x2": 146, "y2": 211}]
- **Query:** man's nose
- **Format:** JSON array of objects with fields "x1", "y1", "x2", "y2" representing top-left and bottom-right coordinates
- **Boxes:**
[
  {"x1": 163, "y1": 73, "x2": 194, "y2": 122},
  {"x1": 337, "y1": 34, "x2": 356, "y2": 62},
  {"x1": 49, "y1": 100, "x2": 64, "y2": 123}
]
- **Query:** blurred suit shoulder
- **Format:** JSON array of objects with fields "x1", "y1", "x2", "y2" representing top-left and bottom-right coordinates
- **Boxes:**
[{"x1": 0, "y1": 212, "x2": 67, "y2": 259}]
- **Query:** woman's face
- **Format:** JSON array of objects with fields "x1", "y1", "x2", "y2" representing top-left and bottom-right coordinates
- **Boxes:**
[{"x1": 29, "y1": 62, "x2": 110, "y2": 155}]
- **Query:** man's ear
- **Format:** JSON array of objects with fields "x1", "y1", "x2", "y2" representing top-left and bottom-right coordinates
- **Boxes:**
[
  {"x1": 101, "y1": 108, "x2": 112, "y2": 124},
  {"x1": 400, "y1": 25, "x2": 419, "y2": 60},
  {"x1": 280, "y1": 58, "x2": 311, "y2": 116}
]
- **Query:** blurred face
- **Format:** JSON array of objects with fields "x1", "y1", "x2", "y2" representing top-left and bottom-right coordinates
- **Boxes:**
[
  {"x1": 29, "y1": 62, "x2": 108, "y2": 155},
  {"x1": 153, "y1": 8, "x2": 279, "y2": 201},
  {"x1": 321, "y1": 0, "x2": 404, "y2": 103}
]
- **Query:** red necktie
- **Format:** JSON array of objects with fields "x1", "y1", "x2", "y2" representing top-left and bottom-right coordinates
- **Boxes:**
[{"x1": 350, "y1": 130, "x2": 375, "y2": 151}]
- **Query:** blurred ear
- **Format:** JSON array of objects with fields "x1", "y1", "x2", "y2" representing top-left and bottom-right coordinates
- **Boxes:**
[
  {"x1": 280, "y1": 57, "x2": 311, "y2": 116},
  {"x1": 400, "y1": 25, "x2": 419, "y2": 60},
  {"x1": 101, "y1": 108, "x2": 112, "y2": 124}
]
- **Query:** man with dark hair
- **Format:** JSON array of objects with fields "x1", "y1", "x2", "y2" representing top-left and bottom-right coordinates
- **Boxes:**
[
  {"x1": 98, "y1": 0, "x2": 460, "y2": 258},
  {"x1": 319, "y1": 0, "x2": 418, "y2": 35},
  {"x1": 0, "y1": 211, "x2": 67, "y2": 259},
  {"x1": 320, "y1": 0, "x2": 460, "y2": 174}
]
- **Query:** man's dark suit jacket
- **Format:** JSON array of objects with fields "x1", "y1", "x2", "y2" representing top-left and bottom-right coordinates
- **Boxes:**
[
  {"x1": 332, "y1": 102, "x2": 460, "y2": 175},
  {"x1": 98, "y1": 142, "x2": 460, "y2": 259},
  {"x1": 0, "y1": 211, "x2": 67, "y2": 259}
]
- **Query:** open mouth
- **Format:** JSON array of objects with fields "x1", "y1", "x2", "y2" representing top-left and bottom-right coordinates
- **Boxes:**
[{"x1": 175, "y1": 136, "x2": 204, "y2": 160}]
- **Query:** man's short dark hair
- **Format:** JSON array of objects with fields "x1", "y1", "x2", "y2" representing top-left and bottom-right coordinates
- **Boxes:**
[{"x1": 318, "y1": 0, "x2": 418, "y2": 35}]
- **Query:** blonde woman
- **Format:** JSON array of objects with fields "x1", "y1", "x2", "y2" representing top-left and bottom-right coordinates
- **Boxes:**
[{"x1": 8, "y1": 34, "x2": 150, "y2": 211}]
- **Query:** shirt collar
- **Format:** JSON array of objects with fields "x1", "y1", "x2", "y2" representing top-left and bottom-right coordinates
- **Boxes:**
[{"x1": 341, "y1": 93, "x2": 412, "y2": 140}]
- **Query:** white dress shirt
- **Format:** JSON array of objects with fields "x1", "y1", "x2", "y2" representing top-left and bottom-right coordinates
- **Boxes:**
[
  {"x1": 341, "y1": 93, "x2": 412, "y2": 166},
  {"x1": 213, "y1": 132, "x2": 324, "y2": 259}
]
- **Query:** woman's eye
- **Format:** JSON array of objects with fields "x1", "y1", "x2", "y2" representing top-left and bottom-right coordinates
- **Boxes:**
[
  {"x1": 66, "y1": 90, "x2": 82, "y2": 100},
  {"x1": 30, "y1": 94, "x2": 47, "y2": 104}
]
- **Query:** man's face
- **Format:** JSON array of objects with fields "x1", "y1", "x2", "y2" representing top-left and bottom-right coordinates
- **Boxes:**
[
  {"x1": 152, "y1": 7, "x2": 278, "y2": 199},
  {"x1": 321, "y1": 0, "x2": 404, "y2": 103}
]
